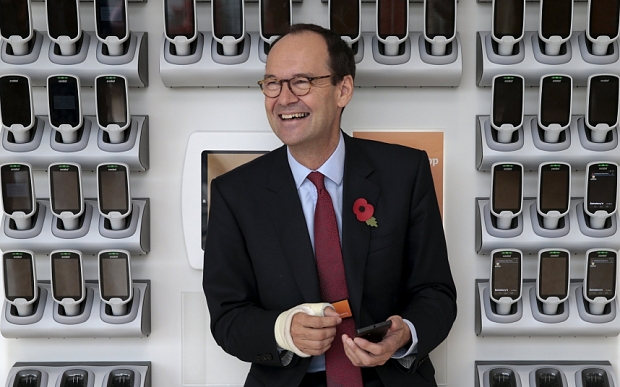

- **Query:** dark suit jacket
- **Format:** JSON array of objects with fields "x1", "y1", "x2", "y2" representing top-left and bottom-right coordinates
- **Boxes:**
[{"x1": 203, "y1": 134, "x2": 457, "y2": 387}]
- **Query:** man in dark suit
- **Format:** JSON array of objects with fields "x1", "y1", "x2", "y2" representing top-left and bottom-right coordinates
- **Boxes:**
[{"x1": 203, "y1": 24, "x2": 457, "y2": 387}]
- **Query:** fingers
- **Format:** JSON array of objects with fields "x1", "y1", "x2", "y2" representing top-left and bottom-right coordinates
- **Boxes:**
[{"x1": 290, "y1": 313, "x2": 341, "y2": 356}]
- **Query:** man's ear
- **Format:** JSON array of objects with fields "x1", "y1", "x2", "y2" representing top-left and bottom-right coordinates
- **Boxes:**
[{"x1": 337, "y1": 75, "x2": 354, "y2": 108}]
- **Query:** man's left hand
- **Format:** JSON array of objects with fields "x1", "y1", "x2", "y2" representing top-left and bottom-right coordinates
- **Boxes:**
[{"x1": 341, "y1": 315, "x2": 412, "y2": 367}]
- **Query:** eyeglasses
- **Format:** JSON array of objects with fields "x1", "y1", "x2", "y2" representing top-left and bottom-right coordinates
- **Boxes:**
[{"x1": 257, "y1": 75, "x2": 334, "y2": 98}]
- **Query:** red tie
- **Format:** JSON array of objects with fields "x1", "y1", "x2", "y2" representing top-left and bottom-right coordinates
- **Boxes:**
[{"x1": 307, "y1": 172, "x2": 363, "y2": 387}]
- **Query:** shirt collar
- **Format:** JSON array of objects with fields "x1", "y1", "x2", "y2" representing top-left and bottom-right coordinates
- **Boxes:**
[{"x1": 287, "y1": 132, "x2": 345, "y2": 189}]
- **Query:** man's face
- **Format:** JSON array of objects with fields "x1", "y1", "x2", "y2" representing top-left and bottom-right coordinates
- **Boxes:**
[{"x1": 264, "y1": 32, "x2": 350, "y2": 153}]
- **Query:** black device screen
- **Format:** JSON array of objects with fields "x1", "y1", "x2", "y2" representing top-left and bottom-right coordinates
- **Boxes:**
[
  {"x1": 0, "y1": 0, "x2": 30, "y2": 39},
  {"x1": 539, "y1": 250, "x2": 569, "y2": 299},
  {"x1": 95, "y1": 0, "x2": 127, "y2": 40},
  {"x1": 378, "y1": 0, "x2": 408, "y2": 39},
  {"x1": 491, "y1": 251, "x2": 521, "y2": 300},
  {"x1": 261, "y1": 0, "x2": 290, "y2": 39},
  {"x1": 493, "y1": 0, "x2": 524, "y2": 38},
  {"x1": 96, "y1": 76, "x2": 128, "y2": 127},
  {"x1": 493, "y1": 76, "x2": 523, "y2": 127},
  {"x1": 587, "y1": 163, "x2": 618, "y2": 213},
  {"x1": 330, "y1": 0, "x2": 359, "y2": 39},
  {"x1": 587, "y1": 250, "x2": 617, "y2": 299},
  {"x1": 589, "y1": 0, "x2": 620, "y2": 39},
  {"x1": 425, "y1": 0, "x2": 455, "y2": 39},
  {"x1": 1, "y1": 164, "x2": 32, "y2": 214},
  {"x1": 541, "y1": 0, "x2": 572, "y2": 39},
  {"x1": 213, "y1": 0, "x2": 243, "y2": 40},
  {"x1": 588, "y1": 75, "x2": 619, "y2": 127},
  {"x1": 0, "y1": 75, "x2": 32, "y2": 128},
  {"x1": 99, "y1": 251, "x2": 131, "y2": 301},
  {"x1": 50, "y1": 164, "x2": 81, "y2": 214},
  {"x1": 539, "y1": 163, "x2": 570, "y2": 214},
  {"x1": 46, "y1": 0, "x2": 79, "y2": 40},
  {"x1": 164, "y1": 0, "x2": 195, "y2": 39},
  {"x1": 540, "y1": 76, "x2": 571, "y2": 127},
  {"x1": 51, "y1": 252, "x2": 82, "y2": 300},
  {"x1": 3, "y1": 251, "x2": 34, "y2": 301},
  {"x1": 492, "y1": 164, "x2": 522, "y2": 213},
  {"x1": 48, "y1": 76, "x2": 80, "y2": 128},
  {"x1": 98, "y1": 164, "x2": 129, "y2": 214}
]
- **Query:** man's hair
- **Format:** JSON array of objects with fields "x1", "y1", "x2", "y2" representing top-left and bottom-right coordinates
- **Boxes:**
[{"x1": 271, "y1": 23, "x2": 356, "y2": 85}]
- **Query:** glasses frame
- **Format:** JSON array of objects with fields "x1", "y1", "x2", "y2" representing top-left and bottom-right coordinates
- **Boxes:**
[{"x1": 257, "y1": 75, "x2": 335, "y2": 97}]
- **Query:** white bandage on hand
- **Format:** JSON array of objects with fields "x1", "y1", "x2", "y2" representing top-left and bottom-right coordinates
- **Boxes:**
[{"x1": 274, "y1": 302, "x2": 333, "y2": 358}]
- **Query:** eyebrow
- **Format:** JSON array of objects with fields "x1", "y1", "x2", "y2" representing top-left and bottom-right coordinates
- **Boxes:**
[{"x1": 262, "y1": 73, "x2": 315, "y2": 79}]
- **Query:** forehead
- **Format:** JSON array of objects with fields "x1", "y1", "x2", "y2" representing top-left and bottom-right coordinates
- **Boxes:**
[{"x1": 265, "y1": 32, "x2": 331, "y2": 78}]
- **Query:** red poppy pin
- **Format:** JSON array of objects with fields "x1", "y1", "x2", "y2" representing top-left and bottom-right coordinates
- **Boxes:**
[{"x1": 353, "y1": 198, "x2": 378, "y2": 227}]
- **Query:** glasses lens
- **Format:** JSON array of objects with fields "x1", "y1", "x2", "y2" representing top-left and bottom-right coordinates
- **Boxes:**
[
  {"x1": 290, "y1": 77, "x2": 312, "y2": 96},
  {"x1": 260, "y1": 78, "x2": 280, "y2": 97}
]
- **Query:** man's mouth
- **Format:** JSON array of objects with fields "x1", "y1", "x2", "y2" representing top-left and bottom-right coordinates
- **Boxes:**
[{"x1": 280, "y1": 113, "x2": 309, "y2": 120}]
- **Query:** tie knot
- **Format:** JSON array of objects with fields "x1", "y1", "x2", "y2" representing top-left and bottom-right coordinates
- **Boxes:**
[{"x1": 307, "y1": 171, "x2": 325, "y2": 191}]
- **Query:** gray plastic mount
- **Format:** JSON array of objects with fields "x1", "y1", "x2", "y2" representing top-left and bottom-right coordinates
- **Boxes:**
[{"x1": 1, "y1": 281, "x2": 150, "y2": 338}]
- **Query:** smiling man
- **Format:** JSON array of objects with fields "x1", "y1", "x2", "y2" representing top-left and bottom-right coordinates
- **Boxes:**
[{"x1": 203, "y1": 24, "x2": 457, "y2": 387}]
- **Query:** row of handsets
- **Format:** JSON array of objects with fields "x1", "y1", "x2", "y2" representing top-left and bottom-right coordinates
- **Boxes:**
[
  {"x1": 491, "y1": 74, "x2": 619, "y2": 144},
  {"x1": 490, "y1": 161, "x2": 617, "y2": 230},
  {"x1": 0, "y1": 0, "x2": 129, "y2": 57},
  {"x1": 164, "y1": 0, "x2": 457, "y2": 57},
  {"x1": 1, "y1": 162, "x2": 132, "y2": 231},
  {"x1": 3, "y1": 249, "x2": 133, "y2": 318},
  {"x1": 490, "y1": 248, "x2": 617, "y2": 316},
  {"x1": 491, "y1": 0, "x2": 619, "y2": 56},
  {"x1": 0, "y1": 74, "x2": 130, "y2": 145}
]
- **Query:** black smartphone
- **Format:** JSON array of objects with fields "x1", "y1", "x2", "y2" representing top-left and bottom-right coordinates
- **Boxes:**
[
  {"x1": 330, "y1": 0, "x2": 360, "y2": 40},
  {"x1": 48, "y1": 75, "x2": 81, "y2": 129},
  {"x1": 538, "y1": 163, "x2": 570, "y2": 215},
  {"x1": 96, "y1": 75, "x2": 129, "y2": 129},
  {"x1": 97, "y1": 163, "x2": 131, "y2": 216},
  {"x1": 377, "y1": 0, "x2": 408, "y2": 40},
  {"x1": 540, "y1": 75, "x2": 572, "y2": 128},
  {"x1": 493, "y1": 0, "x2": 524, "y2": 39},
  {"x1": 0, "y1": 75, "x2": 33, "y2": 129},
  {"x1": 260, "y1": 0, "x2": 290, "y2": 40},
  {"x1": 0, "y1": 0, "x2": 31, "y2": 40},
  {"x1": 491, "y1": 163, "x2": 523, "y2": 215},
  {"x1": 492, "y1": 76, "x2": 523, "y2": 128},
  {"x1": 46, "y1": 0, "x2": 80, "y2": 40},
  {"x1": 50, "y1": 251, "x2": 84, "y2": 302},
  {"x1": 586, "y1": 162, "x2": 618, "y2": 215},
  {"x1": 355, "y1": 320, "x2": 392, "y2": 343},
  {"x1": 587, "y1": 75, "x2": 619, "y2": 128},
  {"x1": 588, "y1": 0, "x2": 620, "y2": 39},
  {"x1": 3, "y1": 251, "x2": 36, "y2": 303},
  {"x1": 538, "y1": 250, "x2": 570, "y2": 300},
  {"x1": 1, "y1": 163, "x2": 34, "y2": 216},
  {"x1": 164, "y1": 0, "x2": 195, "y2": 40},
  {"x1": 491, "y1": 250, "x2": 521, "y2": 301},
  {"x1": 49, "y1": 163, "x2": 82, "y2": 217},
  {"x1": 213, "y1": 0, "x2": 243, "y2": 40},
  {"x1": 425, "y1": 0, "x2": 456, "y2": 39},
  {"x1": 540, "y1": 0, "x2": 572, "y2": 40},
  {"x1": 585, "y1": 250, "x2": 617, "y2": 300},
  {"x1": 99, "y1": 250, "x2": 132, "y2": 303},
  {"x1": 95, "y1": 0, "x2": 128, "y2": 41}
]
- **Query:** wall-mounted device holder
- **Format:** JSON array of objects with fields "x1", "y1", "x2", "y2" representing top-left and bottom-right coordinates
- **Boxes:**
[
  {"x1": 0, "y1": 115, "x2": 149, "y2": 171},
  {"x1": 423, "y1": 0, "x2": 457, "y2": 56},
  {"x1": 329, "y1": 0, "x2": 362, "y2": 61},
  {"x1": 538, "y1": 75, "x2": 572, "y2": 143},
  {"x1": 584, "y1": 249, "x2": 618, "y2": 316},
  {"x1": 0, "y1": 198, "x2": 150, "y2": 255},
  {"x1": 475, "y1": 361, "x2": 618, "y2": 387},
  {"x1": 0, "y1": 0, "x2": 34, "y2": 56},
  {"x1": 491, "y1": 0, "x2": 525, "y2": 56},
  {"x1": 538, "y1": 0, "x2": 573, "y2": 56},
  {"x1": 476, "y1": 31, "x2": 620, "y2": 86},
  {"x1": 95, "y1": 0, "x2": 130, "y2": 57},
  {"x1": 537, "y1": 162, "x2": 571, "y2": 229},
  {"x1": 0, "y1": 74, "x2": 35, "y2": 144},
  {"x1": 98, "y1": 250, "x2": 133, "y2": 317},
  {"x1": 212, "y1": 0, "x2": 245, "y2": 57},
  {"x1": 585, "y1": 74, "x2": 620, "y2": 143},
  {"x1": 475, "y1": 115, "x2": 620, "y2": 171},
  {"x1": 490, "y1": 162, "x2": 523, "y2": 230},
  {"x1": 587, "y1": 0, "x2": 620, "y2": 56},
  {"x1": 0, "y1": 162, "x2": 36, "y2": 231},
  {"x1": 50, "y1": 250, "x2": 85, "y2": 317},
  {"x1": 45, "y1": 0, "x2": 82, "y2": 56},
  {"x1": 95, "y1": 75, "x2": 131, "y2": 144},
  {"x1": 584, "y1": 162, "x2": 618, "y2": 229},
  {"x1": 0, "y1": 31, "x2": 148, "y2": 87},
  {"x1": 2, "y1": 250, "x2": 38, "y2": 317},
  {"x1": 476, "y1": 198, "x2": 619, "y2": 255},
  {"x1": 536, "y1": 249, "x2": 570, "y2": 315},
  {"x1": 48, "y1": 163, "x2": 84, "y2": 231},
  {"x1": 489, "y1": 249, "x2": 522, "y2": 315},
  {"x1": 97, "y1": 163, "x2": 131, "y2": 231},
  {"x1": 490, "y1": 75, "x2": 524, "y2": 143},
  {"x1": 5, "y1": 362, "x2": 150, "y2": 387},
  {"x1": 1, "y1": 280, "x2": 150, "y2": 338},
  {"x1": 47, "y1": 75, "x2": 83, "y2": 144},
  {"x1": 163, "y1": 0, "x2": 197, "y2": 56},
  {"x1": 259, "y1": 0, "x2": 292, "y2": 58},
  {"x1": 376, "y1": 0, "x2": 409, "y2": 56},
  {"x1": 476, "y1": 279, "x2": 620, "y2": 336}
]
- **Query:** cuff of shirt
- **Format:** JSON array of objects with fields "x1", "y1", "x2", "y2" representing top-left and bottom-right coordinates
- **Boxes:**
[{"x1": 391, "y1": 319, "x2": 418, "y2": 366}]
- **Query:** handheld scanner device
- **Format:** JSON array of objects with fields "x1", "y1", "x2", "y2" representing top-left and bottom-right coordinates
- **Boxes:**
[
  {"x1": 491, "y1": 162, "x2": 523, "y2": 229},
  {"x1": 0, "y1": 0, "x2": 33, "y2": 55},
  {"x1": 423, "y1": 0, "x2": 457, "y2": 56},
  {"x1": 45, "y1": 0, "x2": 81, "y2": 56},
  {"x1": 0, "y1": 75, "x2": 34, "y2": 144},
  {"x1": 587, "y1": 0, "x2": 620, "y2": 55},
  {"x1": 95, "y1": 0, "x2": 129, "y2": 56},
  {"x1": 212, "y1": 0, "x2": 245, "y2": 56},
  {"x1": 490, "y1": 249, "x2": 522, "y2": 315},
  {"x1": 0, "y1": 163, "x2": 35, "y2": 230},
  {"x1": 586, "y1": 74, "x2": 620, "y2": 142},
  {"x1": 376, "y1": 0, "x2": 409, "y2": 56},
  {"x1": 47, "y1": 75, "x2": 82, "y2": 144},
  {"x1": 95, "y1": 75, "x2": 130, "y2": 144},
  {"x1": 97, "y1": 162, "x2": 131, "y2": 230},
  {"x1": 538, "y1": 75, "x2": 572, "y2": 143},
  {"x1": 163, "y1": 0, "x2": 197, "y2": 56},
  {"x1": 585, "y1": 162, "x2": 618, "y2": 229},
  {"x1": 539, "y1": 0, "x2": 573, "y2": 55},
  {"x1": 491, "y1": 0, "x2": 525, "y2": 55},
  {"x1": 584, "y1": 249, "x2": 617, "y2": 315},
  {"x1": 491, "y1": 75, "x2": 524, "y2": 143},
  {"x1": 50, "y1": 250, "x2": 84, "y2": 316},
  {"x1": 48, "y1": 163, "x2": 84, "y2": 230},
  {"x1": 259, "y1": 0, "x2": 292, "y2": 46},
  {"x1": 3, "y1": 250, "x2": 37, "y2": 316},
  {"x1": 98, "y1": 250, "x2": 133, "y2": 316},
  {"x1": 536, "y1": 249, "x2": 570, "y2": 315},
  {"x1": 537, "y1": 162, "x2": 571, "y2": 229},
  {"x1": 329, "y1": 0, "x2": 361, "y2": 47}
]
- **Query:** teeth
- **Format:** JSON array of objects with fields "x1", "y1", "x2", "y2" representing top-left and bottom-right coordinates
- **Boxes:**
[{"x1": 281, "y1": 113, "x2": 308, "y2": 120}]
